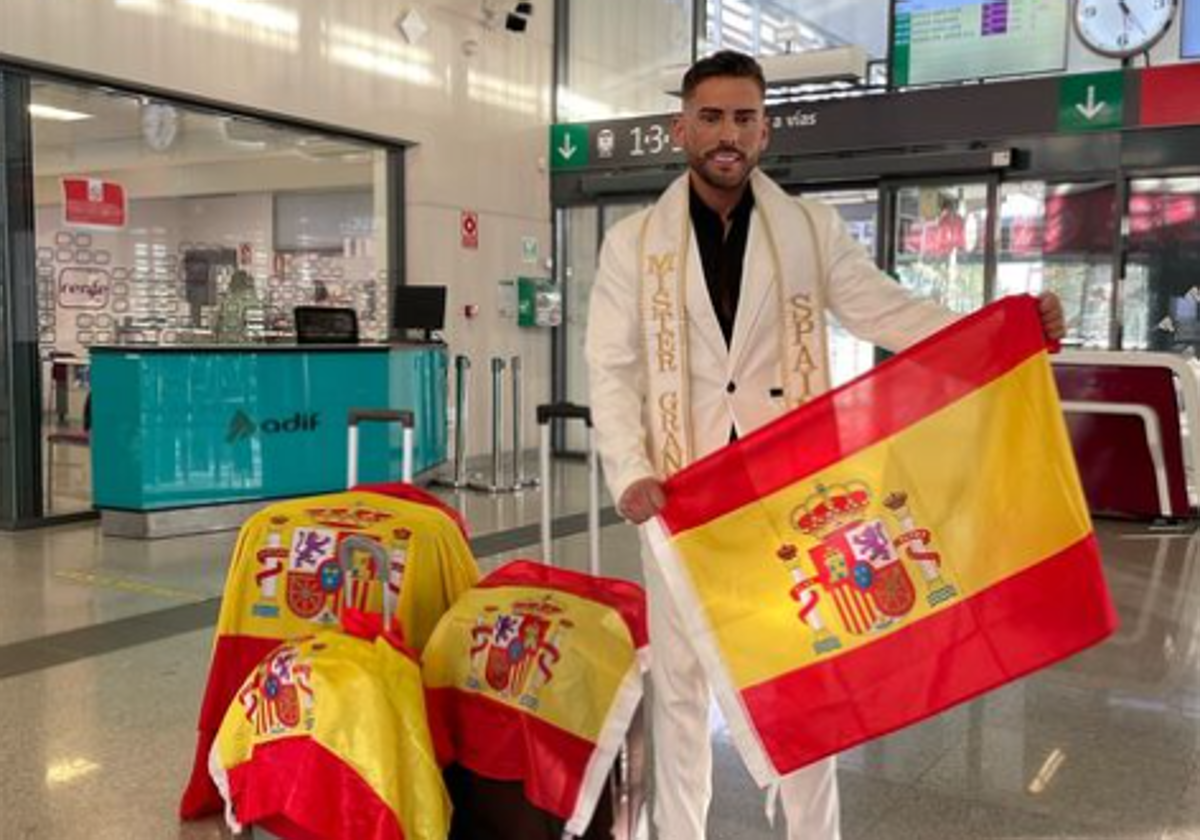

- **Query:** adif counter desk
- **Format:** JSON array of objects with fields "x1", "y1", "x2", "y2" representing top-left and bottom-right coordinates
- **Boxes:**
[{"x1": 89, "y1": 343, "x2": 447, "y2": 537}]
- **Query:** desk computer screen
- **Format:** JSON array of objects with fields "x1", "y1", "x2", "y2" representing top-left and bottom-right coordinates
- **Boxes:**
[{"x1": 393, "y1": 285, "x2": 447, "y2": 340}]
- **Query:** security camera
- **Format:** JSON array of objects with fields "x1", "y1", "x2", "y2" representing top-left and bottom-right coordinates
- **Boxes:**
[{"x1": 504, "y1": 0, "x2": 532, "y2": 32}]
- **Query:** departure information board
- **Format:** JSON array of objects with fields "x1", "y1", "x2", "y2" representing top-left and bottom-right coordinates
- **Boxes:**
[{"x1": 891, "y1": 0, "x2": 1068, "y2": 87}]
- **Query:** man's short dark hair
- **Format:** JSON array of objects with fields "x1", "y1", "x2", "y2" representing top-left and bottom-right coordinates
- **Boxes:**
[{"x1": 681, "y1": 50, "x2": 767, "y2": 101}]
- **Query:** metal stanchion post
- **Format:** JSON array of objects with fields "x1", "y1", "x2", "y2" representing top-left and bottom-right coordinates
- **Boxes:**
[
  {"x1": 539, "y1": 418, "x2": 553, "y2": 561},
  {"x1": 509, "y1": 355, "x2": 538, "y2": 490},
  {"x1": 536, "y1": 402, "x2": 597, "y2": 569},
  {"x1": 433, "y1": 354, "x2": 471, "y2": 489},
  {"x1": 586, "y1": 424, "x2": 601, "y2": 575},
  {"x1": 468, "y1": 356, "x2": 515, "y2": 493}
]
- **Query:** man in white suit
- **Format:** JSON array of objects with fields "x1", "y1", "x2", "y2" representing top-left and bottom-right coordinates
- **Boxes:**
[{"x1": 585, "y1": 51, "x2": 1065, "y2": 839}]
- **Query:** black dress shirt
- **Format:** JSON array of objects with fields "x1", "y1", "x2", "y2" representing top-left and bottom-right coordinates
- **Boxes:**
[{"x1": 689, "y1": 186, "x2": 756, "y2": 347}]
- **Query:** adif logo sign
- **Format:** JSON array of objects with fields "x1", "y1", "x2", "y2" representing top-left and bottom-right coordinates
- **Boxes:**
[{"x1": 226, "y1": 410, "x2": 320, "y2": 443}]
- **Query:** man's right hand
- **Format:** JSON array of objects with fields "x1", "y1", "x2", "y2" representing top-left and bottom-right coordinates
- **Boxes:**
[{"x1": 617, "y1": 477, "x2": 666, "y2": 525}]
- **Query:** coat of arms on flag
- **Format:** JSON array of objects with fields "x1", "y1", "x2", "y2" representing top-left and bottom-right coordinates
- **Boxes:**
[
  {"x1": 779, "y1": 481, "x2": 957, "y2": 654},
  {"x1": 466, "y1": 596, "x2": 575, "y2": 709},
  {"x1": 238, "y1": 643, "x2": 315, "y2": 736},
  {"x1": 646, "y1": 295, "x2": 1118, "y2": 786}
]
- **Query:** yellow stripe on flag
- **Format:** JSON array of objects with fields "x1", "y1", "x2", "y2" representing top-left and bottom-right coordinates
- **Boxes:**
[{"x1": 670, "y1": 354, "x2": 1091, "y2": 689}]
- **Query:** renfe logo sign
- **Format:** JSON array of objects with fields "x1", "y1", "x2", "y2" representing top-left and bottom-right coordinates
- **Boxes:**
[
  {"x1": 58, "y1": 268, "x2": 111, "y2": 308},
  {"x1": 226, "y1": 410, "x2": 320, "y2": 444},
  {"x1": 62, "y1": 177, "x2": 127, "y2": 229}
]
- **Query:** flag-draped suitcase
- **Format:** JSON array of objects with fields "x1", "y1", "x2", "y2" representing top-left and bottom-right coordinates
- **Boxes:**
[
  {"x1": 180, "y1": 408, "x2": 479, "y2": 834},
  {"x1": 429, "y1": 402, "x2": 649, "y2": 840},
  {"x1": 213, "y1": 543, "x2": 452, "y2": 840}
]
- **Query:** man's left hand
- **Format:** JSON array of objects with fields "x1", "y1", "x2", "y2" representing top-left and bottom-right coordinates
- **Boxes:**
[{"x1": 1037, "y1": 292, "x2": 1066, "y2": 345}]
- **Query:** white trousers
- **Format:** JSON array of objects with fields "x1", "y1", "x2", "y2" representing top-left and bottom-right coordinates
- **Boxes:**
[{"x1": 643, "y1": 542, "x2": 841, "y2": 840}]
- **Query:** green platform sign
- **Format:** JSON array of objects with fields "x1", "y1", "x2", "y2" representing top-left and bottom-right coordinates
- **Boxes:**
[
  {"x1": 1059, "y1": 72, "x2": 1125, "y2": 133},
  {"x1": 550, "y1": 124, "x2": 589, "y2": 170}
]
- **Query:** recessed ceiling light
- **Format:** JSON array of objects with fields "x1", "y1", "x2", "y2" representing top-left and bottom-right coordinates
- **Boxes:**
[{"x1": 29, "y1": 104, "x2": 93, "y2": 122}]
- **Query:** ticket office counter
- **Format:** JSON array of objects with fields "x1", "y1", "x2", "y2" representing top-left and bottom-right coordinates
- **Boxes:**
[{"x1": 90, "y1": 344, "x2": 447, "y2": 512}]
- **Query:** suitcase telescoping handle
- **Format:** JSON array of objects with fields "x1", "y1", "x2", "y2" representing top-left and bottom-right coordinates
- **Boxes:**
[
  {"x1": 336, "y1": 534, "x2": 399, "y2": 624},
  {"x1": 347, "y1": 408, "x2": 415, "y2": 488},
  {"x1": 536, "y1": 402, "x2": 601, "y2": 575}
]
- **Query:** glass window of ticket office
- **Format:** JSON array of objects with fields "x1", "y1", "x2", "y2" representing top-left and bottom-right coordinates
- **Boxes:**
[
  {"x1": 995, "y1": 181, "x2": 1117, "y2": 348},
  {"x1": 893, "y1": 179, "x2": 1119, "y2": 348},
  {"x1": 26, "y1": 77, "x2": 394, "y2": 519},
  {"x1": 892, "y1": 182, "x2": 991, "y2": 316},
  {"x1": 1122, "y1": 177, "x2": 1200, "y2": 353}
]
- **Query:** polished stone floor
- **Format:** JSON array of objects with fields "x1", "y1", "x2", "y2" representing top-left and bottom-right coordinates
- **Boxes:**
[{"x1": 0, "y1": 462, "x2": 1198, "y2": 839}]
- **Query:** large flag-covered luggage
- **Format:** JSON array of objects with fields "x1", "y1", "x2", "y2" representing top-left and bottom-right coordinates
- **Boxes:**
[
  {"x1": 646, "y1": 295, "x2": 1118, "y2": 786},
  {"x1": 209, "y1": 611, "x2": 450, "y2": 840},
  {"x1": 423, "y1": 559, "x2": 648, "y2": 838},
  {"x1": 181, "y1": 485, "x2": 478, "y2": 819}
]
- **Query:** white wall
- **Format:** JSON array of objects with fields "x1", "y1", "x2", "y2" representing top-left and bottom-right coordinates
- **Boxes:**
[
  {"x1": 1, "y1": 0, "x2": 555, "y2": 461},
  {"x1": 562, "y1": 0, "x2": 692, "y2": 121}
]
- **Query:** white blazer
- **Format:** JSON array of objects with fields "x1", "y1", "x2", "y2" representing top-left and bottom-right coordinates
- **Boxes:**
[{"x1": 585, "y1": 178, "x2": 956, "y2": 504}]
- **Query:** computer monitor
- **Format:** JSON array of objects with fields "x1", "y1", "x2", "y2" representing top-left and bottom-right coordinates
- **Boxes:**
[
  {"x1": 294, "y1": 306, "x2": 359, "y2": 344},
  {"x1": 392, "y1": 285, "x2": 447, "y2": 342}
]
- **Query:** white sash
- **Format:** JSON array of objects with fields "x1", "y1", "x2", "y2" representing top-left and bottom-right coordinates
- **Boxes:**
[{"x1": 638, "y1": 171, "x2": 830, "y2": 477}]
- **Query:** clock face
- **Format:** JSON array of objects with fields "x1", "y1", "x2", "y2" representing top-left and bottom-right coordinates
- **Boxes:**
[
  {"x1": 141, "y1": 103, "x2": 179, "y2": 152},
  {"x1": 1074, "y1": 0, "x2": 1176, "y2": 57}
]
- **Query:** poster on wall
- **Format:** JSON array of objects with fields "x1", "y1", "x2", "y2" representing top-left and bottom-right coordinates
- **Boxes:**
[
  {"x1": 62, "y1": 177, "x2": 127, "y2": 229},
  {"x1": 58, "y1": 268, "x2": 111, "y2": 309}
]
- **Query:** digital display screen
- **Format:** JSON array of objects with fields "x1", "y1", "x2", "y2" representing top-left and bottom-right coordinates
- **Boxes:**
[
  {"x1": 1183, "y1": 0, "x2": 1200, "y2": 58},
  {"x1": 891, "y1": 0, "x2": 1068, "y2": 87}
]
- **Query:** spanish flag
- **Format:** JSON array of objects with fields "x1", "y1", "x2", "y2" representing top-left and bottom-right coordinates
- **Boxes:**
[
  {"x1": 182, "y1": 485, "x2": 478, "y2": 819},
  {"x1": 645, "y1": 295, "x2": 1117, "y2": 786},
  {"x1": 209, "y1": 616, "x2": 450, "y2": 840},
  {"x1": 422, "y1": 561, "x2": 647, "y2": 836}
]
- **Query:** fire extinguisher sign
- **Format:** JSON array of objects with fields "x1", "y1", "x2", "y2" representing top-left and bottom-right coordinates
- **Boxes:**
[{"x1": 461, "y1": 210, "x2": 479, "y2": 250}]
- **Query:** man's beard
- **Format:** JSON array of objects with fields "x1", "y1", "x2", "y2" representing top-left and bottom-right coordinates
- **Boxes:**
[{"x1": 691, "y1": 148, "x2": 756, "y2": 191}]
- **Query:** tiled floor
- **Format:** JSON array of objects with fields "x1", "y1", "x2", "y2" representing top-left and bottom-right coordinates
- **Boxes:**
[{"x1": 1, "y1": 465, "x2": 1198, "y2": 839}]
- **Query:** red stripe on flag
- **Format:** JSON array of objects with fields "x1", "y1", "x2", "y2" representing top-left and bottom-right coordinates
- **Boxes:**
[
  {"x1": 425, "y1": 686, "x2": 595, "y2": 821},
  {"x1": 840, "y1": 589, "x2": 869, "y2": 635},
  {"x1": 226, "y1": 736, "x2": 406, "y2": 840},
  {"x1": 831, "y1": 592, "x2": 855, "y2": 635},
  {"x1": 741, "y1": 534, "x2": 1116, "y2": 775},
  {"x1": 477, "y1": 560, "x2": 648, "y2": 649},
  {"x1": 660, "y1": 295, "x2": 1048, "y2": 535}
]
